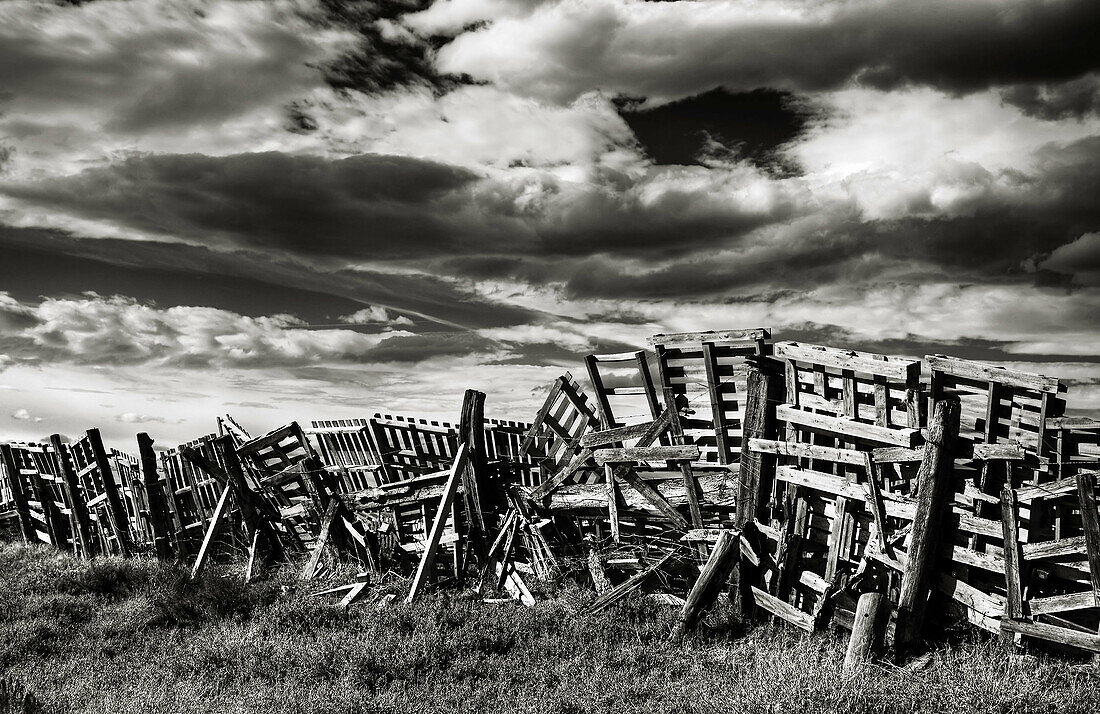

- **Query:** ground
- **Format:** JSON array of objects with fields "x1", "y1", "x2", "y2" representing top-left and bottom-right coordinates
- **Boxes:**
[{"x1": 0, "y1": 543, "x2": 1097, "y2": 714}]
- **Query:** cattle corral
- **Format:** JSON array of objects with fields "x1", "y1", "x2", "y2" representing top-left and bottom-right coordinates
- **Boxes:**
[{"x1": 3, "y1": 328, "x2": 1100, "y2": 668}]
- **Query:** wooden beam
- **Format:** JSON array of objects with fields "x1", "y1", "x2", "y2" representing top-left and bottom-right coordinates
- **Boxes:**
[
  {"x1": 1075, "y1": 472, "x2": 1100, "y2": 608},
  {"x1": 136, "y1": 433, "x2": 173, "y2": 560},
  {"x1": 593, "y1": 445, "x2": 700, "y2": 464},
  {"x1": 51, "y1": 434, "x2": 93, "y2": 558},
  {"x1": 87, "y1": 428, "x2": 134, "y2": 557},
  {"x1": 893, "y1": 397, "x2": 959, "y2": 655},
  {"x1": 190, "y1": 485, "x2": 232, "y2": 579},
  {"x1": 844, "y1": 592, "x2": 888, "y2": 673},
  {"x1": 671, "y1": 530, "x2": 738, "y2": 640},
  {"x1": 405, "y1": 444, "x2": 469, "y2": 604}
]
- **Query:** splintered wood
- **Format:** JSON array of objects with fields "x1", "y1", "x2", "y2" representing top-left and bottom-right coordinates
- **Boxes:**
[{"x1": 2, "y1": 329, "x2": 1099, "y2": 659}]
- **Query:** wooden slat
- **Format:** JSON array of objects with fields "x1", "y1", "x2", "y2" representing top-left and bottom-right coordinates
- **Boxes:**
[{"x1": 775, "y1": 405, "x2": 921, "y2": 448}]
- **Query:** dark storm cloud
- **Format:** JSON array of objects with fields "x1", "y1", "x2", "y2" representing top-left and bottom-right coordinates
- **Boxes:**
[
  {"x1": 1, "y1": 151, "x2": 799, "y2": 261},
  {"x1": 616, "y1": 89, "x2": 814, "y2": 173},
  {"x1": 1001, "y1": 74, "x2": 1100, "y2": 121},
  {"x1": 435, "y1": 0, "x2": 1100, "y2": 103},
  {"x1": 0, "y1": 1, "x2": 341, "y2": 134},
  {"x1": 0, "y1": 225, "x2": 544, "y2": 331}
]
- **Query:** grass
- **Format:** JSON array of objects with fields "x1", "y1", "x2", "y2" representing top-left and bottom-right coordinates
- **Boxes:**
[{"x1": 1, "y1": 543, "x2": 1098, "y2": 713}]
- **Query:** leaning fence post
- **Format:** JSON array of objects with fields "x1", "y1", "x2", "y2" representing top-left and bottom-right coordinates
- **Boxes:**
[
  {"x1": 137, "y1": 433, "x2": 173, "y2": 561},
  {"x1": 844, "y1": 591, "x2": 888, "y2": 673},
  {"x1": 0, "y1": 444, "x2": 37, "y2": 544},
  {"x1": 731, "y1": 362, "x2": 779, "y2": 620},
  {"x1": 51, "y1": 434, "x2": 93, "y2": 559},
  {"x1": 893, "y1": 396, "x2": 959, "y2": 656},
  {"x1": 671, "y1": 529, "x2": 739, "y2": 641}
]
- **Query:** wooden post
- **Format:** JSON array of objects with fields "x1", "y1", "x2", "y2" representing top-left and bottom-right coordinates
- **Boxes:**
[
  {"x1": 1075, "y1": 473, "x2": 1100, "y2": 607},
  {"x1": 737, "y1": 365, "x2": 778, "y2": 526},
  {"x1": 406, "y1": 444, "x2": 469, "y2": 604},
  {"x1": 51, "y1": 434, "x2": 93, "y2": 558},
  {"x1": 0, "y1": 445, "x2": 37, "y2": 544},
  {"x1": 458, "y1": 389, "x2": 489, "y2": 560},
  {"x1": 893, "y1": 397, "x2": 959, "y2": 656},
  {"x1": 671, "y1": 529, "x2": 739, "y2": 641},
  {"x1": 585, "y1": 538, "x2": 612, "y2": 595},
  {"x1": 999, "y1": 486, "x2": 1025, "y2": 649},
  {"x1": 86, "y1": 428, "x2": 134, "y2": 556},
  {"x1": 190, "y1": 485, "x2": 232, "y2": 579},
  {"x1": 136, "y1": 433, "x2": 173, "y2": 560},
  {"x1": 844, "y1": 592, "x2": 887, "y2": 673}
]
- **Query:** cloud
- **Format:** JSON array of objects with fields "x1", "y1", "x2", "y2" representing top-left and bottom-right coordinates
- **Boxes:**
[
  {"x1": 0, "y1": 0, "x2": 357, "y2": 177},
  {"x1": 0, "y1": 291, "x2": 496, "y2": 369},
  {"x1": 10, "y1": 408, "x2": 42, "y2": 423},
  {"x1": 116, "y1": 412, "x2": 166, "y2": 424},
  {"x1": 338, "y1": 306, "x2": 414, "y2": 326},
  {"x1": 1039, "y1": 232, "x2": 1100, "y2": 285},
  {"x1": 422, "y1": 0, "x2": 1100, "y2": 104}
]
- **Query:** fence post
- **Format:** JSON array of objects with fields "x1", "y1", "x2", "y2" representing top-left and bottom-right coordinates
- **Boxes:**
[
  {"x1": 0, "y1": 444, "x2": 37, "y2": 544},
  {"x1": 87, "y1": 428, "x2": 134, "y2": 557},
  {"x1": 893, "y1": 396, "x2": 959, "y2": 656},
  {"x1": 844, "y1": 591, "x2": 888, "y2": 673},
  {"x1": 51, "y1": 434, "x2": 93, "y2": 558},
  {"x1": 731, "y1": 363, "x2": 779, "y2": 620},
  {"x1": 137, "y1": 433, "x2": 173, "y2": 561}
]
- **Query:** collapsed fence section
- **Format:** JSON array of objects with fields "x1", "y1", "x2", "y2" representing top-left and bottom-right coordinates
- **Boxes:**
[{"x1": 2, "y1": 330, "x2": 1100, "y2": 661}]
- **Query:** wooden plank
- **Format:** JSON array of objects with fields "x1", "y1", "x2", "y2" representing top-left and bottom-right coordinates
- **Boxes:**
[
  {"x1": 1022, "y1": 536, "x2": 1087, "y2": 560},
  {"x1": 1075, "y1": 472, "x2": 1100, "y2": 607},
  {"x1": 1000, "y1": 488, "x2": 1024, "y2": 620},
  {"x1": 1028, "y1": 591, "x2": 1096, "y2": 616},
  {"x1": 671, "y1": 530, "x2": 738, "y2": 640},
  {"x1": 405, "y1": 444, "x2": 469, "y2": 604},
  {"x1": 775, "y1": 405, "x2": 921, "y2": 448},
  {"x1": 737, "y1": 367, "x2": 776, "y2": 528},
  {"x1": 649, "y1": 329, "x2": 770, "y2": 347},
  {"x1": 844, "y1": 592, "x2": 887, "y2": 672},
  {"x1": 593, "y1": 446, "x2": 700, "y2": 464},
  {"x1": 702, "y1": 341, "x2": 733, "y2": 464},
  {"x1": 751, "y1": 586, "x2": 814, "y2": 632},
  {"x1": 585, "y1": 553, "x2": 674, "y2": 614},
  {"x1": 1001, "y1": 619, "x2": 1100, "y2": 653},
  {"x1": 51, "y1": 435, "x2": 93, "y2": 558},
  {"x1": 87, "y1": 428, "x2": 134, "y2": 557},
  {"x1": 300, "y1": 501, "x2": 339, "y2": 581},
  {"x1": 190, "y1": 485, "x2": 232, "y2": 579},
  {"x1": 617, "y1": 468, "x2": 691, "y2": 530},
  {"x1": 606, "y1": 464, "x2": 620, "y2": 542},
  {"x1": 580, "y1": 418, "x2": 664, "y2": 447},
  {"x1": 751, "y1": 438, "x2": 866, "y2": 466},
  {"x1": 926, "y1": 355, "x2": 1064, "y2": 393},
  {"x1": 775, "y1": 342, "x2": 919, "y2": 382}
]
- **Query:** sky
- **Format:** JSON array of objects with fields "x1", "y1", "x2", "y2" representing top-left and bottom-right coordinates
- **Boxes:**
[{"x1": 0, "y1": 0, "x2": 1098, "y2": 449}]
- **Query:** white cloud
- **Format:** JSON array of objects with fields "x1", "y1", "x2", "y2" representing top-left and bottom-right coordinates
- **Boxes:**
[{"x1": 10, "y1": 408, "x2": 42, "y2": 423}]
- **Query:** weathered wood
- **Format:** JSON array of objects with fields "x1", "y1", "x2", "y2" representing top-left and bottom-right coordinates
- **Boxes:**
[
  {"x1": 926, "y1": 355, "x2": 1064, "y2": 393},
  {"x1": 51, "y1": 434, "x2": 93, "y2": 558},
  {"x1": 458, "y1": 389, "x2": 489, "y2": 537},
  {"x1": 0, "y1": 445, "x2": 37, "y2": 544},
  {"x1": 405, "y1": 444, "x2": 469, "y2": 604},
  {"x1": 894, "y1": 397, "x2": 959, "y2": 655},
  {"x1": 649, "y1": 329, "x2": 770, "y2": 347},
  {"x1": 751, "y1": 438, "x2": 866, "y2": 466},
  {"x1": 1000, "y1": 488, "x2": 1025, "y2": 619},
  {"x1": 617, "y1": 468, "x2": 691, "y2": 529},
  {"x1": 1022, "y1": 536, "x2": 1087, "y2": 560},
  {"x1": 1001, "y1": 618, "x2": 1100, "y2": 653},
  {"x1": 190, "y1": 485, "x2": 232, "y2": 579},
  {"x1": 605, "y1": 464, "x2": 620, "y2": 543},
  {"x1": 594, "y1": 445, "x2": 700, "y2": 464},
  {"x1": 751, "y1": 586, "x2": 814, "y2": 632},
  {"x1": 585, "y1": 553, "x2": 674, "y2": 614},
  {"x1": 586, "y1": 540, "x2": 612, "y2": 595},
  {"x1": 1075, "y1": 472, "x2": 1100, "y2": 607},
  {"x1": 87, "y1": 428, "x2": 134, "y2": 557},
  {"x1": 300, "y1": 501, "x2": 339, "y2": 581},
  {"x1": 136, "y1": 433, "x2": 173, "y2": 560},
  {"x1": 776, "y1": 342, "x2": 920, "y2": 382},
  {"x1": 844, "y1": 592, "x2": 887, "y2": 673},
  {"x1": 738, "y1": 367, "x2": 779, "y2": 527},
  {"x1": 671, "y1": 529, "x2": 738, "y2": 640},
  {"x1": 775, "y1": 405, "x2": 922, "y2": 448},
  {"x1": 580, "y1": 419, "x2": 665, "y2": 447},
  {"x1": 538, "y1": 470, "x2": 737, "y2": 516}
]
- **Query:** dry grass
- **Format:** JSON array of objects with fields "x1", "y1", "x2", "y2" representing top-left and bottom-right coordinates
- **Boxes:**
[{"x1": 0, "y1": 542, "x2": 1097, "y2": 714}]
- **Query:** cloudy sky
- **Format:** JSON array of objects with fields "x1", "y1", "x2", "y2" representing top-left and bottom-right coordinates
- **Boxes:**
[{"x1": 0, "y1": 0, "x2": 1098, "y2": 448}]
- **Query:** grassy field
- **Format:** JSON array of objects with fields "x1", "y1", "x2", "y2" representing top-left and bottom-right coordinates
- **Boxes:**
[{"x1": 1, "y1": 543, "x2": 1098, "y2": 713}]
